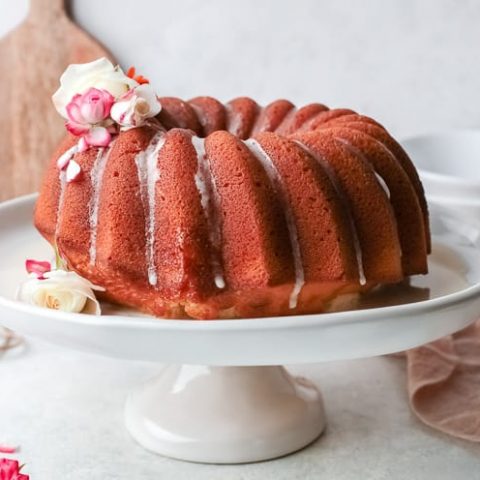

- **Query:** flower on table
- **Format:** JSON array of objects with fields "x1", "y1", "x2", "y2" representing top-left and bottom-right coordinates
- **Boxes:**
[
  {"x1": 16, "y1": 260, "x2": 105, "y2": 315},
  {"x1": 0, "y1": 445, "x2": 17, "y2": 454},
  {"x1": 0, "y1": 458, "x2": 29, "y2": 480}
]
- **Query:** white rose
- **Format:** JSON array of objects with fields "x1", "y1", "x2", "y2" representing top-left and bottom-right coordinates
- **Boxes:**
[
  {"x1": 16, "y1": 270, "x2": 105, "y2": 315},
  {"x1": 52, "y1": 57, "x2": 138, "y2": 119},
  {"x1": 110, "y1": 84, "x2": 161, "y2": 129}
]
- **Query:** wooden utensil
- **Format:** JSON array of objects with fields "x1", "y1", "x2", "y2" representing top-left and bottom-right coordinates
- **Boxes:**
[{"x1": 0, "y1": 0, "x2": 115, "y2": 201}]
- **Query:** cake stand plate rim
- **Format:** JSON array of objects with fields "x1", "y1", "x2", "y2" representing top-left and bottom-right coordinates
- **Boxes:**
[{"x1": 1, "y1": 193, "x2": 479, "y2": 365}]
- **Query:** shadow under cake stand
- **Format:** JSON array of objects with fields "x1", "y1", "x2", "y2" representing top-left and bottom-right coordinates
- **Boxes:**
[{"x1": 1, "y1": 195, "x2": 480, "y2": 464}]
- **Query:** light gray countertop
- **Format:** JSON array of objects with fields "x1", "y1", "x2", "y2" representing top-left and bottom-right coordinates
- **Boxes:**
[{"x1": 1, "y1": 338, "x2": 479, "y2": 479}]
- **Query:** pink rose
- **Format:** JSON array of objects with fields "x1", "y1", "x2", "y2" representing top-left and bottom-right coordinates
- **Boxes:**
[
  {"x1": 0, "y1": 458, "x2": 29, "y2": 480},
  {"x1": 65, "y1": 88, "x2": 115, "y2": 148},
  {"x1": 52, "y1": 58, "x2": 137, "y2": 119},
  {"x1": 25, "y1": 259, "x2": 51, "y2": 279},
  {"x1": 110, "y1": 84, "x2": 161, "y2": 129},
  {"x1": 66, "y1": 87, "x2": 114, "y2": 132}
]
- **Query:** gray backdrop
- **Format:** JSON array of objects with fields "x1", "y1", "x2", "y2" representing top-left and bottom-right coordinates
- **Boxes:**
[{"x1": 2, "y1": 0, "x2": 479, "y2": 138}]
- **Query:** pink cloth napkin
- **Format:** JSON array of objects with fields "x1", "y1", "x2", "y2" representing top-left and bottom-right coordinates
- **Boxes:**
[{"x1": 407, "y1": 319, "x2": 480, "y2": 441}]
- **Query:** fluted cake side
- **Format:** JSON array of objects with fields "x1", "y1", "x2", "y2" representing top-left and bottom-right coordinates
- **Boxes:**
[{"x1": 34, "y1": 96, "x2": 429, "y2": 319}]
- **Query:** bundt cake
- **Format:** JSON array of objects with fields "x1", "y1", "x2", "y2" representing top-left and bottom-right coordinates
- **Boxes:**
[
  {"x1": 35, "y1": 94, "x2": 430, "y2": 319},
  {"x1": 33, "y1": 60, "x2": 429, "y2": 319}
]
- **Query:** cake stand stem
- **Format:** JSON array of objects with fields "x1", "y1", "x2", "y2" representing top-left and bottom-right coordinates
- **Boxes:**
[{"x1": 125, "y1": 365, "x2": 325, "y2": 464}]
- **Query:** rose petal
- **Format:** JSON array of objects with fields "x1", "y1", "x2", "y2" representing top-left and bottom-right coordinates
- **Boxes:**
[
  {"x1": 53, "y1": 58, "x2": 117, "y2": 117},
  {"x1": 52, "y1": 57, "x2": 137, "y2": 118},
  {"x1": 83, "y1": 296, "x2": 102, "y2": 315},
  {"x1": 56, "y1": 144, "x2": 80, "y2": 170},
  {"x1": 0, "y1": 458, "x2": 21, "y2": 477},
  {"x1": 66, "y1": 160, "x2": 82, "y2": 183},
  {"x1": 84, "y1": 126, "x2": 111, "y2": 147},
  {"x1": 17, "y1": 270, "x2": 105, "y2": 315},
  {"x1": 119, "y1": 88, "x2": 135, "y2": 101},
  {"x1": 99, "y1": 88, "x2": 115, "y2": 112},
  {"x1": 110, "y1": 100, "x2": 132, "y2": 126},
  {"x1": 25, "y1": 259, "x2": 51, "y2": 278},
  {"x1": 134, "y1": 84, "x2": 162, "y2": 116},
  {"x1": 66, "y1": 120, "x2": 89, "y2": 136},
  {"x1": 135, "y1": 98, "x2": 150, "y2": 116},
  {"x1": 43, "y1": 270, "x2": 105, "y2": 292},
  {"x1": 80, "y1": 87, "x2": 115, "y2": 123},
  {"x1": 77, "y1": 137, "x2": 88, "y2": 153},
  {"x1": 66, "y1": 98, "x2": 85, "y2": 124},
  {"x1": 0, "y1": 444, "x2": 17, "y2": 454},
  {"x1": 111, "y1": 84, "x2": 161, "y2": 130},
  {"x1": 81, "y1": 102, "x2": 101, "y2": 124}
]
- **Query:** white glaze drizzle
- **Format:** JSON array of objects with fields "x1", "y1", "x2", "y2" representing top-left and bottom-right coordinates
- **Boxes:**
[
  {"x1": 56, "y1": 143, "x2": 80, "y2": 170},
  {"x1": 192, "y1": 137, "x2": 209, "y2": 211},
  {"x1": 55, "y1": 170, "x2": 67, "y2": 242},
  {"x1": 54, "y1": 141, "x2": 85, "y2": 242},
  {"x1": 338, "y1": 137, "x2": 392, "y2": 201},
  {"x1": 338, "y1": 136, "x2": 400, "y2": 263},
  {"x1": 244, "y1": 139, "x2": 305, "y2": 309},
  {"x1": 374, "y1": 172, "x2": 391, "y2": 199},
  {"x1": 191, "y1": 136, "x2": 226, "y2": 289},
  {"x1": 225, "y1": 104, "x2": 242, "y2": 137},
  {"x1": 88, "y1": 146, "x2": 113, "y2": 265},
  {"x1": 54, "y1": 142, "x2": 84, "y2": 247},
  {"x1": 135, "y1": 133, "x2": 166, "y2": 286},
  {"x1": 293, "y1": 140, "x2": 367, "y2": 286}
]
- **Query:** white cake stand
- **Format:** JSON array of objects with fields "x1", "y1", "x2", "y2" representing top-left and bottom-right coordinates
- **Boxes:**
[{"x1": 1, "y1": 195, "x2": 480, "y2": 464}]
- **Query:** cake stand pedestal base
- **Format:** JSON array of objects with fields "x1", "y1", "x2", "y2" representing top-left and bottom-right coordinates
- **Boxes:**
[{"x1": 125, "y1": 365, "x2": 325, "y2": 464}]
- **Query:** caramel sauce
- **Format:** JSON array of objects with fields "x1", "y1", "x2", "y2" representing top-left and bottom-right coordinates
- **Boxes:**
[
  {"x1": 330, "y1": 242, "x2": 468, "y2": 313},
  {"x1": 100, "y1": 244, "x2": 469, "y2": 319}
]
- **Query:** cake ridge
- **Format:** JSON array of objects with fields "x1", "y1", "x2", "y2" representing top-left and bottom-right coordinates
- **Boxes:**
[
  {"x1": 274, "y1": 106, "x2": 298, "y2": 134},
  {"x1": 55, "y1": 170, "x2": 67, "y2": 243},
  {"x1": 250, "y1": 100, "x2": 295, "y2": 137},
  {"x1": 135, "y1": 132, "x2": 165, "y2": 286},
  {"x1": 331, "y1": 129, "x2": 428, "y2": 274},
  {"x1": 54, "y1": 143, "x2": 83, "y2": 244},
  {"x1": 89, "y1": 145, "x2": 112, "y2": 266},
  {"x1": 297, "y1": 131, "x2": 404, "y2": 281},
  {"x1": 191, "y1": 135, "x2": 226, "y2": 290},
  {"x1": 335, "y1": 137, "x2": 392, "y2": 199},
  {"x1": 244, "y1": 138, "x2": 305, "y2": 308},
  {"x1": 292, "y1": 139, "x2": 367, "y2": 286},
  {"x1": 313, "y1": 118, "x2": 431, "y2": 254}
]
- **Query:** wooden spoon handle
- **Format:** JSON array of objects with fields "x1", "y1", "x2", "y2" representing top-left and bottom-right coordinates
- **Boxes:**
[{"x1": 29, "y1": 0, "x2": 66, "y2": 21}]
